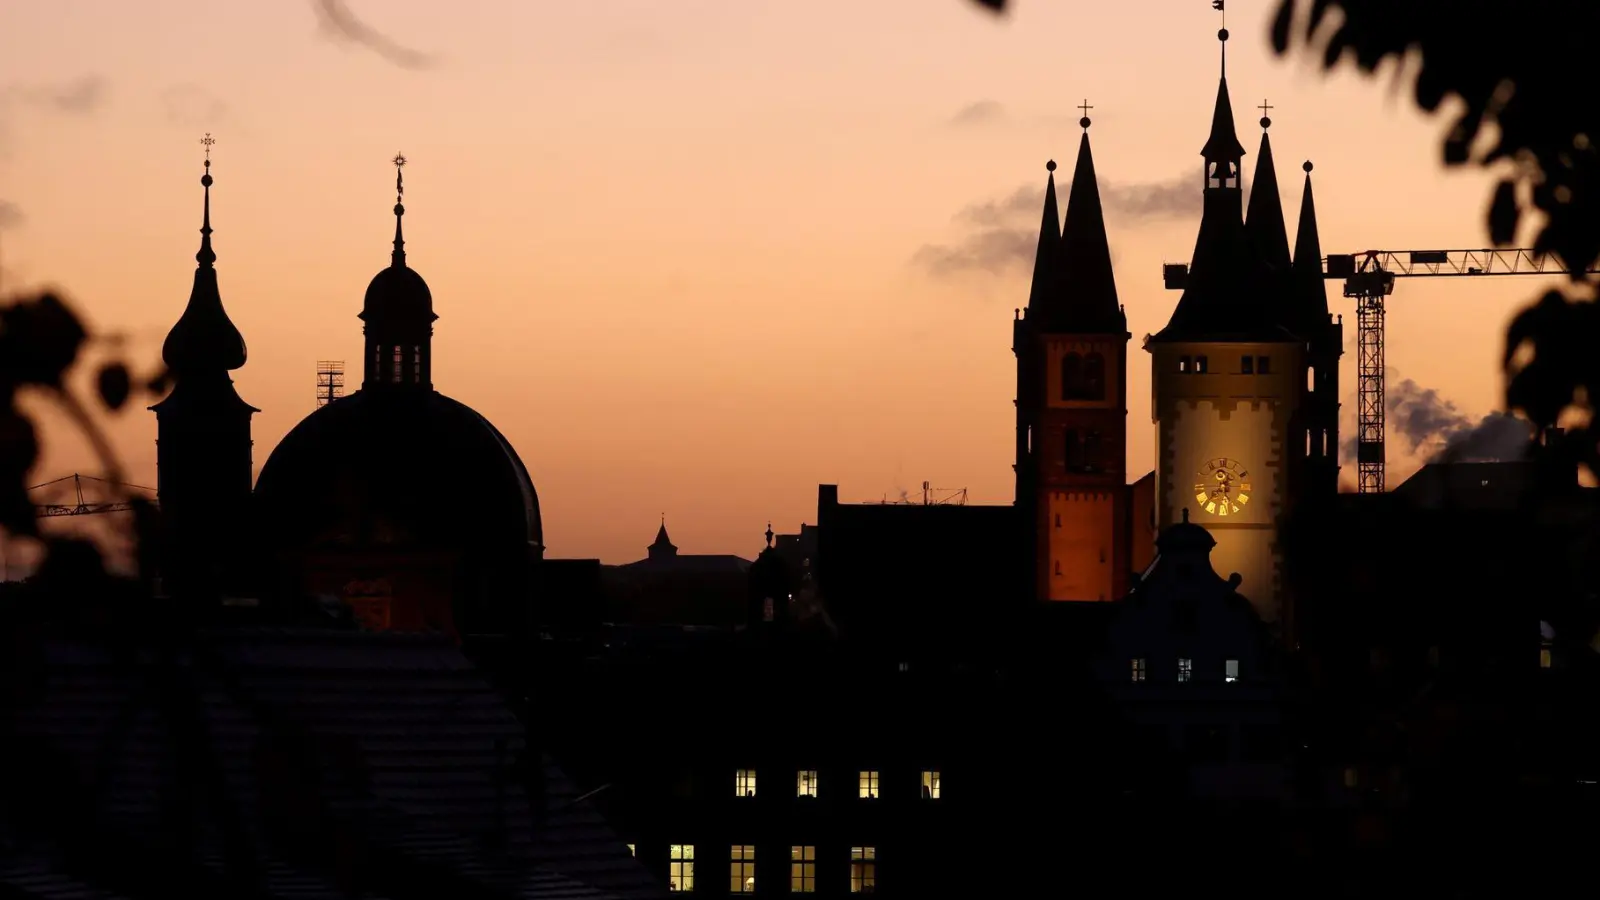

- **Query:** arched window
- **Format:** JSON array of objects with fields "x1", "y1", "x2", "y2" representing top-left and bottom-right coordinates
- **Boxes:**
[
  {"x1": 1306, "y1": 365, "x2": 1316, "y2": 393},
  {"x1": 1060, "y1": 353, "x2": 1083, "y2": 402},
  {"x1": 1063, "y1": 428, "x2": 1084, "y2": 472},
  {"x1": 390, "y1": 346, "x2": 404, "y2": 383},
  {"x1": 1082, "y1": 353, "x2": 1107, "y2": 401},
  {"x1": 1082, "y1": 430, "x2": 1104, "y2": 473}
]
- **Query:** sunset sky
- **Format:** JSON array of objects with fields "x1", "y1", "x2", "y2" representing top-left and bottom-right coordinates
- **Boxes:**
[{"x1": 0, "y1": 0, "x2": 1555, "y2": 562}]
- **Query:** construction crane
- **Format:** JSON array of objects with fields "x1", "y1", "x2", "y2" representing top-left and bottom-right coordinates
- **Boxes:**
[
  {"x1": 877, "y1": 481, "x2": 968, "y2": 506},
  {"x1": 28, "y1": 473, "x2": 156, "y2": 517},
  {"x1": 1163, "y1": 248, "x2": 1596, "y2": 493}
]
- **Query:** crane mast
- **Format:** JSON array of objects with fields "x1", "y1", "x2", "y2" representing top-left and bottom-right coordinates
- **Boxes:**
[{"x1": 1163, "y1": 248, "x2": 1594, "y2": 494}]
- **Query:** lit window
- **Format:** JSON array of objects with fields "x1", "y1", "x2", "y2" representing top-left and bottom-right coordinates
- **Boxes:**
[
  {"x1": 1540, "y1": 647, "x2": 1553, "y2": 669},
  {"x1": 729, "y1": 845, "x2": 755, "y2": 893},
  {"x1": 1178, "y1": 658, "x2": 1192, "y2": 682},
  {"x1": 1179, "y1": 356, "x2": 1190, "y2": 373},
  {"x1": 1342, "y1": 768, "x2": 1358, "y2": 789},
  {"x1": 626, "y1": 843, "x2": 635, "y2": 857},
  {"x1": 858, "y1": 770, "x2": 879, "y2": 799},
  {"x1": 791, "y1": 846, "x2": 816, "y2": 893},
  {"x1": 1195, "y1": 355, "x2": 1209, "y2": 374},
  {"x1": 797, "y1": 769, "x2": 819, "y2": 798},
  {"x1": 1224, "y1": 659, "x2": 1239, "y2": 683},
  {"x1": 670, "y1": 845, "x2": 694, "y2": 892},
  {"x1": 850, "y1": 847, "x2": 876, "y2": 893},
  {"x1": 390, "y1": 345, "x2": 403, "y2": 383},
  {"x1": 1131, "y1": 658, "x2": 1147, "y2": 682},
  {"x1": 920, "y1": 770, "x2": 940, "y2": 799},
  {"x1": 735, "y1": 769, "x2": 756, "y2": 798}
]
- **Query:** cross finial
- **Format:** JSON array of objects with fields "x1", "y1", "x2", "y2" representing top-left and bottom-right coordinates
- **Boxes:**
[
  {"x1": 1258, "y1": 98, "x2": 1273, "y2": 130},
  {"x1": 200, "y1": 133, "x2": 215, "y2": 167},
  {"x1": 1077, "y1": 99, "x2": 1093, "y2": 130}
]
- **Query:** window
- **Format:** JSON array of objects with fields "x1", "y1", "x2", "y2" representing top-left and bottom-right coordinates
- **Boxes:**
[
  {"x1": 791, "y1": 846, "x2": 816, "y2": 893},
  {"x1": 1225, "y1": 659, "x2": 1239, "y2": 683},
  {"x1": 1179, "y1": 356, "x2": 1191, "y2": 373},
  {"x1": 670, "y1": 845, "x2": 695, "y2": 892},
  {"x1": 1540, "y1": 647, "x2": 1553, "y2": 669},
  {"x1": 1307, "y1": 365, "x2": 1316, "y2": 392},
  {"x1": 1178, "y1": 658, "x2": 1193, "y2": 682},
  {"x1": 858, "y1": 770, "x2": 879, "y2": 799},
  {"x1": 1054, "y1": 560, "x2": 1061, "y2": 576},
  {"x1": 920, "y1": 770, "x2": 941, "y2": 799},
  {"x1": 735, "y1": 769, "x2": 756, "y2": 798},
  {"x1": 410, "y1": 345, "x2": 421, "y2": 382},
  {"x1": 1063, "y1": 428, "x2": 1084, "y2": 471},
  {"x1": 1082, "y1": 430, "x2": 1104, "y2": 473},
  {"x1": 729, "y1": 845, "x2": 755, "y2": 893},
  {"x1": 627, "y1": 843, "x2": 636, "y2": 857},
  {"x1": 1342, "y1": 768, "x2": 1359, "y2": 789},
  {"x1": 1195, "y1": 355, "x2": 1209, "y2": 373},
  {"x1": 1257, "y1": 356, "x2": 1271, "y2": 374},
  {"x1": 797, "y1": 769, "x2": 819, "y2": 798},
  {"x1": 850, "y1": 847, "x2": 877, "y2": 893},
  {"x1": 1241, "y1": 355, "x2": 1253, "y2": 375},
  {"x1": 1060, "y1": 352, "x2": 1083, "y2": 401},
  {"x1": 1131, "y1": 658, "x2": 1147, "y2": 682},
  {"x1": 1306, "y1": 430, "x2": 1313, "y2": 455},
  {"x1": 390, "y1": 345, "x2": 403, "y2": 383},
  {"x1": 1082, "y1": 352, "x2": 1106, "y2": 400}
]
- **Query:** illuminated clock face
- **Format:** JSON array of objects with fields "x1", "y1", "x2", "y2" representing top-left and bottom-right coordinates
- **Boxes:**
[{"x1": 1194, "y1": 457, "x2": 1252, "y2": 516}]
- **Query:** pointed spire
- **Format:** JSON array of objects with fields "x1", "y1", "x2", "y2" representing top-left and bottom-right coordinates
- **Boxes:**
[
  {"x1": 161, "y1": 135, "x2": 247, "y2": 375},
  {"x1": 1049, "y1": 114, "x2": 1122, "y2": 333},
  {"x1": 1025, "y1": 160, "x2": 1061, "y2": 314},
  {"x1": 1201, "y1": 29, "x2": 1247, "y2": 164},
  {"x1": 391, "y1": 152, "x2": 408, "y2": 268},
  {"x1": 655, "y1": 515, "x2": 672, "y2": 547},
  {"x1": 1245, "y1": 105, "x2": 1291, "y2": 270},
  {"x1": 1293, "y1": 159, "x2": 1332, "y2": 325}
]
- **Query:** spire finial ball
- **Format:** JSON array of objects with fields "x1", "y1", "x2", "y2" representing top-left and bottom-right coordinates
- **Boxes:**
[
  {"x1": 1046, "y1": 159, "x2": 1056, "y2": 173},
  {"x1": 1303, "y1": 160, "x2": 1314, "y2": 173},
  {"x1": 1079, "y1": 116, "x2": 1092, "y2": 129},
  {"x1": 1260, "y1": 116, "x2": 1272, "y2": 129},
  {"x1": 1218, "y1": 27, "x2": 1229, "y2": 41},
  {"x1": 201, "y1": 172, "x2": 213, "y2": 187}
]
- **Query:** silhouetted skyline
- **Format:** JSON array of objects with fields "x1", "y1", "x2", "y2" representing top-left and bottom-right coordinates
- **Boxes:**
[{"x1": 1, "y1": 0, "x2": 1552, "y2": 561}]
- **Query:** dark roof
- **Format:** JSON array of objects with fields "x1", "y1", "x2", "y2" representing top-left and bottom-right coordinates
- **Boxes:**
[
  {"x1": 1200, "y1": 76, "x2": 1247, "y2": 162},
  {"x1": 255, "y1": 388, "x2": 542, "y2": 553},
  {"x1": 613, "y1": 555, "x2": 750, "y2": 575},
  {"x1": 1048, "y1": 131, "x2": 1124, "y2": 334},
  {"x1": 0, "y1": 627, "x2": 661, "y2": 900},
  {"x1": 362, "y1": 264, "x2": 436, "y2": 325}
]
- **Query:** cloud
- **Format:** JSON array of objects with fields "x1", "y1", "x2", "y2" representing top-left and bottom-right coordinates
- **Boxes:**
[
  {"x1": 913, "y1": 172, "x2": 1202, "y2": 278},
  {"x1": 8, "y1": 76, "x2": 108, "y2": 114},
  {"x1": 0, "y1": 200, "x2": 22, "y2": 230},
  {"x1": 313, "y1": 0, "x2": 434, "y2": 69},
  {"x1": 1339, "y1": 372, "x2": 1533, "y2": 478},
  {"x1": 160, "y1": 84, "x2": 230, "y2": 128},
  {"x1": 949, "y1": 100, "x2": 1006, "y2": 127}
]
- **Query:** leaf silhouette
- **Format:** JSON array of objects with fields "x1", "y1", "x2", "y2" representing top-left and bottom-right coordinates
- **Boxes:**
[{"x1": 97, "y1": 362, "x2": 132, "y2": 411}]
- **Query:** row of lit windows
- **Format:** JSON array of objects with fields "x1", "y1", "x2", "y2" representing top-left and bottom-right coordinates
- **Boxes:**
[
  {"x1": 654, "y1": 844, "x2": 877, "y2": 894},
  {"x1": 1176, "y1": 355, "x2": 1273, "y2": 375},
  {"x1": 735, "y1": 769, "x2": 940, "y2": 800},
  {"x1": 1131, "y1": 658, "x2": 1240, "y2": 683},
  {"x1": 374, "y1": 344, "x2": 422, "y2": 384}
]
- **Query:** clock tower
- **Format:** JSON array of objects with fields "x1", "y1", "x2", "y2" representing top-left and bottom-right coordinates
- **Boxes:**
[
  {"x1": 1146, "y1": 29, "x2": 1305, "y2": 632},
  {"x1": 1014, "y1": 111, "x2": 1130, "y2": 603}
]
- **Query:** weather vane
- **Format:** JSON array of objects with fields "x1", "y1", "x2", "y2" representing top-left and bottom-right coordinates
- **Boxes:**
[
  {"x1": 1213, "y1": 0, "x2": 1225, "y2": 28},
  {"x1": 393, "y1": 152, "x2": 406, "y2": 202}
]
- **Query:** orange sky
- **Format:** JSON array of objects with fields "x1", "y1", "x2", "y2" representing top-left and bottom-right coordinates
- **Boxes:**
[{"x1": 0, "y1": 0, "x2": 1557, "y2": 562}]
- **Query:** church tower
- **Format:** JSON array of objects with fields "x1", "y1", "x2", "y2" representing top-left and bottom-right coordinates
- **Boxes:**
[
  {"x1": 361, "y1": 153, "x2": 437, "y2": 391},
  {"x1": 150, "y1": 137, "x2": 259, "y2": 599},
  {"x1": 1014, "y1": 112, "x2": 1130, "y2": 603},
  {"x1": 1293, "y1": 160, "x2": 1343, "y2": 499},
  {"x1": 1146, "y1": 30, "x2": 1304, "y2": 630}
]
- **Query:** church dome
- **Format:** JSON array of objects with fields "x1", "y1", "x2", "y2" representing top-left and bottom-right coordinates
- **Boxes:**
[
  {"x1": 361, "y1": 264, "x2": 435, "y2": 324},
  {"x1": 254, "y1": 389, "x2": 542, "y2": 555}
]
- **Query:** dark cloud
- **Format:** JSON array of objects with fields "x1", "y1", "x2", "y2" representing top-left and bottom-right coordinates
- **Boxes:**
[
  {"x1": 913, "y1": 172, "x2": 1202, "y2": 278},
  {"x1": 0, "y1": 201, "x2": 22, "y2": 230},
  {"x1": 949, "y1": 100, "x2": 1006, "y2": 127},
  {"x1": 9, "y1": 76, "x2": 108, "y2": 114},
  {"x1": 1339, "y1": 373, "x2": 1533, "y2": 464},
  {"x1": 313, "y1": 0, "x2": 434, "y2": 69},
  {"x1": 160, "y1": 84, "x2": 230, "y2": 128}
]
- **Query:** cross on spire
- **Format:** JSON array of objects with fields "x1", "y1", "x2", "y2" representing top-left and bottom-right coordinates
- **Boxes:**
[
  {"x1": 392, "y1": 152, "x2": 407, "y2": 202},
  {"x1": 200, "y1": 133, "x2": 215, "y2": 164},
  {"x1": 1258, "y1": 98, "x2": 1274, "y2": 129},
  {"x1": 1077, "y1": 98, "x2": 1093, "y2": 130}
]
